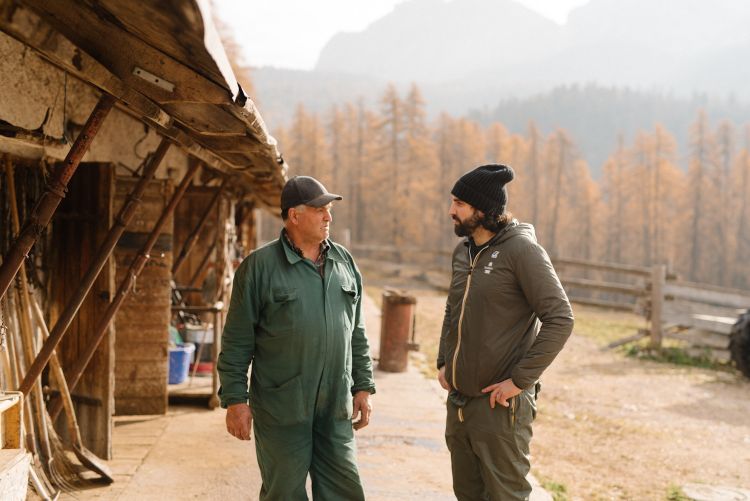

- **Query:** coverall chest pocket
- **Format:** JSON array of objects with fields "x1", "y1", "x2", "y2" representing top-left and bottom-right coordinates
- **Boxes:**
[
  {"x1": 265, "y1": 287, "x2": 298, "y2": 335},
  {"x1": 340, "y1": 283, "x2": 359, "y2": 330},
  {"x1": 341, "y1": 283, "x2": 359, "y2": 304}
]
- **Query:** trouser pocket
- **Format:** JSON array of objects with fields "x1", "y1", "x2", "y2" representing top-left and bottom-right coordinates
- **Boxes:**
[
  {"x1": 337, "y1": 372, "x2": 354, "y2": 420},
  {"x1": 254, "y1": 374, "x2": 307, "y2": 426}
]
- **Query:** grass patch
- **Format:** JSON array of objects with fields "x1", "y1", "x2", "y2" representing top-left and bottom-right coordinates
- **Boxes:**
[
  {"x1": 666, "y1": 484, "x2": 689, "y2": 500},
  {"x1": 624, "y1": 343, "x2": 730, "y2": 371},
  {"x1": 536, "y1": 474, "x2": 569, "y2": 501},
  {"x1": 570, "y1": 303, "x2": 645, "y2": 346},
  {"x1": 571, "y1": 303, "x2": 731, "y2": 372}
]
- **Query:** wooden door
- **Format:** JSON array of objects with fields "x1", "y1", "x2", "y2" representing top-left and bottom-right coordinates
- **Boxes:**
[{"x1": 49, "y1": 162, "x2": 115, "y2": 459}]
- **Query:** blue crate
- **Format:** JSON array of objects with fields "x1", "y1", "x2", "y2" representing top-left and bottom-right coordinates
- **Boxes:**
[{"x1": 168, "y1": 343, "x2": 195, "y2": 384}]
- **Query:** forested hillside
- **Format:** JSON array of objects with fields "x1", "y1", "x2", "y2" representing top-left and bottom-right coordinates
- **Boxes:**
[{"x1": 270, "y1": 84, "x2": 750, "y2": 290}]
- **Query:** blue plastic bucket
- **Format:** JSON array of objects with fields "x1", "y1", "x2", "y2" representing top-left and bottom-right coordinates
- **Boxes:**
[{"x1": 168, "y1": 343, "x2": 195, "y2": 384}]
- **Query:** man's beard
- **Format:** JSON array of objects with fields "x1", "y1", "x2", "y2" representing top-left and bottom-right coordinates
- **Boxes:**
[{"x1": 453, "y1": 211, "x2": 482, "y2": 237}]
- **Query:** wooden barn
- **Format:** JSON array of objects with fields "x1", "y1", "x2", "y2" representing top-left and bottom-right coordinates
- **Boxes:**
[{"x1": 0, "y1": 0, "x2": 285, "y2": 495}]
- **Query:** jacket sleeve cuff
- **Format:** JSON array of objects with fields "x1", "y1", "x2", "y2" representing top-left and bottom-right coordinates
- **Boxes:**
[
  {"x1": 220, "y1": 397, "x2": 248, "y2": 409},
  {"x1": 510, "y1": 375, "x2": 535, "y2": 391},
  {"x1": 218, "y1": 386, "x2": 249, "y2": 409},
  {"x1": 352, "y1": 385, "x2": 376, "y2": 395}
]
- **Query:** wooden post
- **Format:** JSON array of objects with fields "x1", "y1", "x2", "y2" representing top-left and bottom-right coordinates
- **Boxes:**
[
  {"x1": 188, "y1": 240, "x2": 217, "y2": 288},
  {"x1": 172, "y1": 177, "x2": 229, "y2": 275},
  {"x1": 208, "y1": 308, "x2": 221, "y2": 409},
  {"x1": 650, "y1": 264, "x2": 666, "y2": 349},
  {"x1": 0, "y1": 93, "x2": 116, "y2": 302},
  {"x1": 43, "y1": 161, "x2": 201, "y2": 419},
  {"x1": 16, "y1": 138, "x2": 171, "y2": 398}
]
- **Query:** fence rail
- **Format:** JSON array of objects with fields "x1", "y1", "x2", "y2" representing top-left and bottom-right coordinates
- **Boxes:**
[
  {"x1": 558, "y1": 276, "x2": 647, "y2": 297},
  {"x1": 664, "y1": 282, "x2": 750, "y2": 309},
  {"x1": 551, "y1": 257, "x2": 746, "y2": 360},
  {"x1": 553, "y1": 257, "x2": 653, "y2": 278},
  {"x1": 352, "y1": 243, "x2": 749, "y2": 362}
]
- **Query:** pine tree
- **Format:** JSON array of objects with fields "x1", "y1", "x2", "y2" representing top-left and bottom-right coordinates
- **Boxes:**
[
  {"x1": 685, "y1": 111, "x2": 719, "y2": 281},
  {"x1": 731, "y1": 127, "x2": 750, "y2": 288},
  {"x1": 544, "y1": 129, "x2": 575, "y2": 256},
  {"x1": 402, "y1": 84, "x2": 439, "y2": 253},
  {"x1": 525, "y1": 122, "x2": 542, "y2": 228},
  {"x1": 378, "y1": 84, "x2": 404, "y2": 246},
  {"x1": 651, "y1": 124, "x2": 678, "y2": 266},
  {"x1": 715, "y1": 120, "x2": 735, "y2": 285},
  {"x1": 601, "y1": 135, "x2": 627, "y2": 263}
]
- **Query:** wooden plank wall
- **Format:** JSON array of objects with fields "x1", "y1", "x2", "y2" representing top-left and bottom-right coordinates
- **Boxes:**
[
  {"x1": 49, "y1": 163, "x2": 115, "y2": 459},
  {"x1": 113, "y1": 177, "x2": 172, "y2": 416}
]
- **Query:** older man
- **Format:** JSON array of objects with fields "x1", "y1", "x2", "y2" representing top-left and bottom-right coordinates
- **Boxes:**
[
  {"x1": 438, "y1": 164, "x2": 574, "y2": 500},
  {"x1": 218, "y1": 175, "x2": 375, "y2": 500}
]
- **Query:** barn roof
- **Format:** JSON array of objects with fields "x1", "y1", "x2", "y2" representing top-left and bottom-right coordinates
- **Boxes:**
[{"x1": 0, "y1": 0, "x2": 286, "y2": 207}]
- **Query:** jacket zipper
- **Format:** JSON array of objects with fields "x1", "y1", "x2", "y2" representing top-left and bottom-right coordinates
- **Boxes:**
[{"x1": 451, "y1": 246, "x2": 488, "y2": 391}]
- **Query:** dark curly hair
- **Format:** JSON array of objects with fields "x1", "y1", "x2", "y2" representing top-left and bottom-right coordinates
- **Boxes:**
[{"x1": 479, "y1": 209, "x2": 513, "y2": 233}]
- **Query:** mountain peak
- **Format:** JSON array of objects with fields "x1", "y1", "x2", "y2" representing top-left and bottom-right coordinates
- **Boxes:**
[{"x1": 315, "y1": 0, "x2": 561, "y2": 82}]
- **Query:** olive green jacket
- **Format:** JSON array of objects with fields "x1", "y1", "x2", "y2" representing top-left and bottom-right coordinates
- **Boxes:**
[
  {"x1": 437, "y1": 221, "x2": 573, "y2": 395},
  {"x1": 217, "y1": 232, "x2": 375, "y2": 424}
]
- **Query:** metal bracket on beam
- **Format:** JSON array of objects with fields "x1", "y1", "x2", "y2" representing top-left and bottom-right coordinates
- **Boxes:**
[{"x1": 133, "y1": 66, "x2": 175, "y2": 92}]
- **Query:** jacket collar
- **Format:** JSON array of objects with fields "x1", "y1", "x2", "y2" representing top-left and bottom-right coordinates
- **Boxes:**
[
  {"x1": 326, "y1": 242, "x2": 347, "y2": 263},
  {"x1": 463, "y1": 219, "x2": 519, "y2": 248},
  {"x1": 279, "y1": 229, "x2": 346, "y2": 264}
]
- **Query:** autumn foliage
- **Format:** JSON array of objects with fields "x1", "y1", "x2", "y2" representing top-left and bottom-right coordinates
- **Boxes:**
[{"x1": 273, "y1": 85, "x2": 750, "y2": 290}]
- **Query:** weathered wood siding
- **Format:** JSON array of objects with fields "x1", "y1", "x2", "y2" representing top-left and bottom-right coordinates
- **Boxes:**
[{"x1": 113, "y1": 177, "x2": 173, "y2": 415}]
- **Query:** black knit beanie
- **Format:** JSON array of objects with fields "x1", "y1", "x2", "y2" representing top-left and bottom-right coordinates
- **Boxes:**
[{"x1": 451, "y1": 164, "x2": 515, "y2": 214}]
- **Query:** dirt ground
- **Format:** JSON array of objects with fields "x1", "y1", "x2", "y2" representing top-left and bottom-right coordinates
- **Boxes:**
[
  {"x1": 392, "y1": 280, "x2": 750, "y2": 500},
  {"x1": 533, "y1": 306, "x2": 750, "y2": 500}
]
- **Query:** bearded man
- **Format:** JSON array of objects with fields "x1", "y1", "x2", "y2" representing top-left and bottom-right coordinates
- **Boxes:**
[{"x1": 437, "y1": 164, "x2": 574, "y2": 501}]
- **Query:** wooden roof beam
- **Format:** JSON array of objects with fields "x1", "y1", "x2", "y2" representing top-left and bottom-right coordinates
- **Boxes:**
[{"x1": 0, "y1": 3, "x2": 268, "y2": 184}]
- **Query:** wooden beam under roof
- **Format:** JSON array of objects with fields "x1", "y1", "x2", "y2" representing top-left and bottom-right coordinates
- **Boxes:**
[{"x1": 24, "y1": 0, "x2": 230, "y2": 105}]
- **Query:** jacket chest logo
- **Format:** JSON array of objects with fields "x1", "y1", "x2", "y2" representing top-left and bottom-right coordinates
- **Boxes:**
[{"x1": 482, "y1": 250, "x2": 499, "y2": 274}]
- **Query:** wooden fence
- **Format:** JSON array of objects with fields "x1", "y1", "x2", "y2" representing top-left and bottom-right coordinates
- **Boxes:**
[
  {"x1": 549, "y1": 258, "x2": 749, "y2": 360},
  {"x1": 351, "y1": 243, "x2": 750, "y2": 361}
]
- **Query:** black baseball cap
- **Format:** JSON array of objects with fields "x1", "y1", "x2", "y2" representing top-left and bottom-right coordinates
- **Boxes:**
[{"x1": 280, "y1": 176, "x2": 342, "y2": 211}]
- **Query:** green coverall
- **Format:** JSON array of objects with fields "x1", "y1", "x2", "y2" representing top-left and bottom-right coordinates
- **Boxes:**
[{"x1": 218, "y1": 232, "x2": 375, "y2": 500}]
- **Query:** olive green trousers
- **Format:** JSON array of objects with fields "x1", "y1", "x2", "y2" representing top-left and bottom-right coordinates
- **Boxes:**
[
  {"x1": 253, "y1": 413, "x2": 365, "y2": 501},
  {"x1": 445, "y1": 387, "x2": 537, "y2": 501}
]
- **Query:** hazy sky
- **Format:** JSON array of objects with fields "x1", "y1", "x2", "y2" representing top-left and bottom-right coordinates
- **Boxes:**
[{"x1": 214, "y1": 0, "x2": 590, "y2": 70}]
